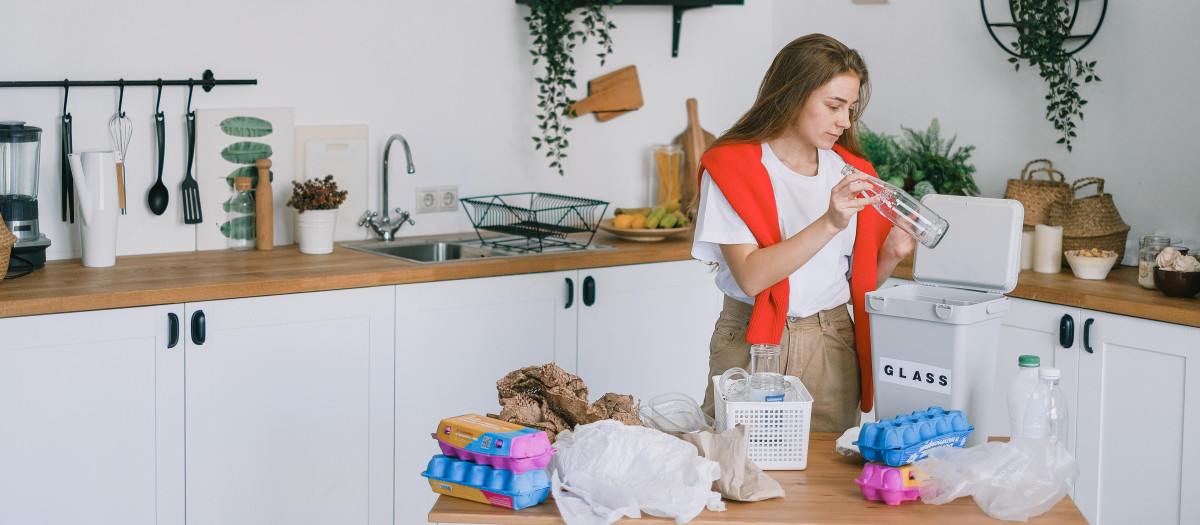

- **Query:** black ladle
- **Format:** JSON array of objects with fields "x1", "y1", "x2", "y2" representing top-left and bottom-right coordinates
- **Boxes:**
[{"x1": 147, "y1": 112, "x2": 168, "y2": 215}]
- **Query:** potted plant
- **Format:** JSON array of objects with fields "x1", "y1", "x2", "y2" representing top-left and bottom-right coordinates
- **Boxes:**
[
  {"x1": 858, "y1": 119, "x2": 980, "y2": 198},
  {"x1": 523, "y1": 0, "x2": 618, "y2": 176},
  {"x1": 1007, "y1": 0, "x2": 1101, "y2": 152},
  {"x1": 287, "y1": 174, "x2": 348, "y2": 254}
]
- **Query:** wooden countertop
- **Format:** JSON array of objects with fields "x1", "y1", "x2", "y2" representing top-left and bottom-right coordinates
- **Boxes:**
[
  {"x1": 2, "y1": 233, "x2": 1196, "y2": 326},
  {"x1": 0, "y1": 232, "x2": 694, "y2": 319},
  {"x1": 426, "y1": 432, "x2": 1087, "y2": 524}
]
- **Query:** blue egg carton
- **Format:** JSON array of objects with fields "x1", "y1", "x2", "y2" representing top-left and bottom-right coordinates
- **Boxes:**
[
  {"x1": 855, "y1": 407, "x2": 973, "y2": 467},
  {"x1": 421, "y1": 454, "x2": 550, "y2": 510}
]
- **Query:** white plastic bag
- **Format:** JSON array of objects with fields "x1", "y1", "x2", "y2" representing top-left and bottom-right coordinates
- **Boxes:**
[
  {"x1": 549, "y1": 420, "x2": 725, "y2": 525},
  {"x1": 912, "y1": 437, "x2": 1078, "y2": 522}
]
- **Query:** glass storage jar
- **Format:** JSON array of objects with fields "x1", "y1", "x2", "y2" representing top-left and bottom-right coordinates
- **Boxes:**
[{"x1": 1138, "y1": 235, "x2": 1172, "y2": 289}]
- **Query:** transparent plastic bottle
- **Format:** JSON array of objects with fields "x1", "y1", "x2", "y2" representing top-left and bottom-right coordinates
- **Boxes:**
[
  {"x1": 1008, "y1": 355, "x2": 1041, "y2": 438},
  {"x1": 227, "y1": 177, "x2": 256, "y2": 251},
  {"x1": 1021, "y1": 367, "x2": 1069, "y2": 444},
  {"x1": 840, "y1": 164, "x2": 950, "y2": 249},
  {"x1": 749, "y1": 344, "x2": 786, "y2": 402}
]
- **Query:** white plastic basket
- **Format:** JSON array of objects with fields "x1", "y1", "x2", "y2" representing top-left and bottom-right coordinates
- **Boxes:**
[{"x1": 711, "y1": 375, "x2": 813, "y2": 470}]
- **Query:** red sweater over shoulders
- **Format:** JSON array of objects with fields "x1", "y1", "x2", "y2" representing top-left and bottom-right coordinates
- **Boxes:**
[{"x1": 699, "y1": 142, "x2": 890, "y2": 412}]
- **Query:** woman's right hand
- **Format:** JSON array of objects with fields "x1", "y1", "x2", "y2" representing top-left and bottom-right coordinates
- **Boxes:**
[{"x1": 824, "y1": 169, "x2": 880, "y2": 230}]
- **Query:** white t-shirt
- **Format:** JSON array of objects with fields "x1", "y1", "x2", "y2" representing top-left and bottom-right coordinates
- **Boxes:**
[{"x1": 691, "y1": 144, "x2": 857, "y2": 317}]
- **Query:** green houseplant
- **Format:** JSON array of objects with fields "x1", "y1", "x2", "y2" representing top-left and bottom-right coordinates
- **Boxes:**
[
  {"x1": 524, "y1": 0, "x2": 618, "y2": 176},
  {"x1": 1008, "y1": 0, "x2": 1101, "y2": 152},
  {"x1": 859, "y1": 119, "x2": 980, "y2": 198},
  {"x1": 287, "y1": 175, "x2": 349, "y2": 255}
]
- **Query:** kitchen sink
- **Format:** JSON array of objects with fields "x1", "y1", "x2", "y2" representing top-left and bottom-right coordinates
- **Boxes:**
[{"x1": 342, "y1": 235, "x2": 613, "y2": 264}]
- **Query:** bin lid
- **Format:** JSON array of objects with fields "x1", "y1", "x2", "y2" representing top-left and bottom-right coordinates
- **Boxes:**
[{"x1": 911, "y1": 195, "x2": 1024, "y2": 294}]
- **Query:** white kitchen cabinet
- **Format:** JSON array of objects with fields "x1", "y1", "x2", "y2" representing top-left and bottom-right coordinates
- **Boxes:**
[
  {"x1": 0, "y1": 305, "x2": 184, "y2": 525},
  {"x1": 184, "y1": 287, "x2": 395, "y2": 525},
  {"x1": 992, "y1": 297, "x2": 1200, "y2": 525},
  {"x1": 392, "y1": 260, "x2": 721, "y2": 525},
  {"x1": 1073, "y1": 311, "x2": 1199, "y2": 525},
  {"x1": 575, "y1": 260, "x2": 723, "y2": 404}
]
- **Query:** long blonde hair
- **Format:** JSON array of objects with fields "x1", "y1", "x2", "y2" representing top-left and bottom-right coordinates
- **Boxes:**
[{"x1": 714, "y1": 34, "x2": 870, "y2": 154}]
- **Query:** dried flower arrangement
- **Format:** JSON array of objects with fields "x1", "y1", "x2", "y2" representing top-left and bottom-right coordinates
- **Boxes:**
[{"x1": 286, "y1": 175, "x2": 348, "y2": 213}]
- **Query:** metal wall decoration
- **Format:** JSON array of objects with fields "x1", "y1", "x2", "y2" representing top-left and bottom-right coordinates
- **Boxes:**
[{"x1": 981, "y1": 0, "x2": 1107, "y2": 57}]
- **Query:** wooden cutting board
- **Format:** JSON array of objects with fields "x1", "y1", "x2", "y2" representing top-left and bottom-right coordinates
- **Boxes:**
[
  {"x1": 674, "y1": 98, "x2": 716, "y2": 215},
  {"x1": 569, "y1": 65, "x2": 643, "y2": 121}
]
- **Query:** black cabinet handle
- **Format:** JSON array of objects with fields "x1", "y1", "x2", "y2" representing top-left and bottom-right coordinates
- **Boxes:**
[
  {"x1": 190, "y1": 310, "x2": 206, "y2": 345},
  {"x1": 167, "y1": 313, "x2": 179, "y2": 348},
  {"x1": 564, "y1": 277, "x2": 574, "y2": 309},
  {"x1": 582, "y1": 275, "x2": 596, "y2": 307},
  {"x1": 1059, "y1": 314, "x2": 1074, "y2": 348},
  {"x1": 1083, "y1": 318, "x2": 1095, "y2": 353}
]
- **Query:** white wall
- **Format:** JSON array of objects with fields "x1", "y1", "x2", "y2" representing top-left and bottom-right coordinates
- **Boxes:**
[
  {"x1": 5, "y1": 0, "x2": 1197, "y2": 262},
  {"x1": 2, "y1": 0, "x2": 773, "y2": 260},
  {"x1": 773, "y1": 0, "x2": 1200, "y2": 252}
]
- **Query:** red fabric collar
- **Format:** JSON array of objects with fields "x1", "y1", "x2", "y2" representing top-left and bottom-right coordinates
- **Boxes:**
[{"x1": 698, "y1": 142, "x2": 889, "y2": 412}]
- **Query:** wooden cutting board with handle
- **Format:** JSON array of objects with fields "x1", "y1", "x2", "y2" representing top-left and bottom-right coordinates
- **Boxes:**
[
  {"x1": 674, "y1": 98, "x2": 716, "y2": 215},
  {"x1": 569, "y1": 65, "x2": 643, "y2": 121}
]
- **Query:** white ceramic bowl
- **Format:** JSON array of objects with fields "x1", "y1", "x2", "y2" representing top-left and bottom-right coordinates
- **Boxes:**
[{"x1": 1064, "y1": 250, "x2": 1119, "y2": 280}]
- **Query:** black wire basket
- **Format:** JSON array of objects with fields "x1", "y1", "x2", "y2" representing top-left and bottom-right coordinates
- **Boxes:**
[{"x1": 459, "y1": 192, "x2": 609, "y2": 252}]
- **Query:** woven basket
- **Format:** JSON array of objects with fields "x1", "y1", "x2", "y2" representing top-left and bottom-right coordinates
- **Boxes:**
[
  {"x1": 0, "y1": 211, "x2": 16, "y2": 278},
  {"x1": 1046, "y1": 177, "x2": 1131, "y2": 265},
  {"x1": 1004, "y1": 160, "x2": 1071, "y2": 228}
]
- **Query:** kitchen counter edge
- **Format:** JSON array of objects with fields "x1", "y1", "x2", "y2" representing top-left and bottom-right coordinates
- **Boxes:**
[{"x1": 1, "y1": 236, "x2": 1196, "y2": 327}]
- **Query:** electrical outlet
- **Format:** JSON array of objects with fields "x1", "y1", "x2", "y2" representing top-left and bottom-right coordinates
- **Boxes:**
[
  {"x1": 416, "y1": 187, "x2": 439, "y2": 214},
  {"x1": 437, "y1": 185, "x2": 459, "y2": 212}
]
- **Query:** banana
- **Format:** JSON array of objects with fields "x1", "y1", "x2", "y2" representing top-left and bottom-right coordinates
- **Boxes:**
[
  {"x1": 614, "y1": 206, "x2": 651, "y2": 217},
  {"x1": 663, "y1": 199, "x2": 680, "y2": 214},
  {"x1": 660, "y1": 214, "x2": 679, "y2": 229},
  {"x1": 645, "y1": 205, "x2": 667, "y2": 229}
]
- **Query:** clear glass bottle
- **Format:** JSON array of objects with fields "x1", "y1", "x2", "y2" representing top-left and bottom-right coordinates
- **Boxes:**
[
  {"x1": 840, "y1": 165, "x2": 950, "y2": 249},
  {"x1": 1008, "y1": 355, "x2": 1041, "y2": 438},
  {"x1": 749, "y1": 344, "x2": 786, "y2": 402},
  {"x1": 227, "y1": 177, "x2": 256, "y2": 251},
  {"x1": 1138, "y1": 235, "x2": 1171, "y2": 289},
  {"x1": 1020, "y1": 367, "x2": 1069, "y2": 445}
]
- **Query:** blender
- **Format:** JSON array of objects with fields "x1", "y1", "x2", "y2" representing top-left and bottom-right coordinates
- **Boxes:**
[{"x1": 0, "y1": 121, "x2": 51, "y2": 273}]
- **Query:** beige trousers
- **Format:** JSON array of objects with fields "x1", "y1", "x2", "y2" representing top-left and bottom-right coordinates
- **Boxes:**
[{"x1": 701, "y1": 295, "x2": 862, "y2": 434}]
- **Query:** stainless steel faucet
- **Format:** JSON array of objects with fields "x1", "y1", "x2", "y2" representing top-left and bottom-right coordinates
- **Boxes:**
[{"x1": 359, "y1": 134, "x2": 416, "y2": 241}]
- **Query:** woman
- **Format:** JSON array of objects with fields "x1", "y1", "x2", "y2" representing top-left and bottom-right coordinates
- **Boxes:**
[{"x1": 690, "y1": 34, "x2": 916, "y2": 433}]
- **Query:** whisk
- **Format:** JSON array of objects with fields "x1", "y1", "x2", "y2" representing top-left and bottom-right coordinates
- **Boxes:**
[{"x1": 108, "y1": 111, "x2": 133, "y2": 215}]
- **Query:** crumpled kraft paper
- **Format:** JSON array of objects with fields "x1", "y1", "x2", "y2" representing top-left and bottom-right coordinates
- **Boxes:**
[
  {"x1": 493, "y1": 363, "x2": 642, "y2": 442},
  {"x1": 673, "y1": 424, "x2": 785, "y2": 502}
]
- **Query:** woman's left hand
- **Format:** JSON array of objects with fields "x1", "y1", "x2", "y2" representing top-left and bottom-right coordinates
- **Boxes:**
[{"x1": 881, "y1": 224, "x2": 917, "y2": 264}]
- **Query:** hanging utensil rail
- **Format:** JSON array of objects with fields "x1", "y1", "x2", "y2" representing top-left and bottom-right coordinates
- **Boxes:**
[{"x1": 0, "y1": 69, "x2": 256, "y2": 91}]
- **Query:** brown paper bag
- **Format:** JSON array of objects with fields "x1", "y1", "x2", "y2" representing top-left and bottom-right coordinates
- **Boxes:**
[{"x1": 674, "y1": 424, "x2": 785, "y2": 502}]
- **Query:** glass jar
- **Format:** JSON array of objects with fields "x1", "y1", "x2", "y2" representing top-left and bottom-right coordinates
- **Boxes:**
[
  {"x1": 1138, "y1": 235, "x2": 1171, "y2": 289},
  {"x1": 649, "y1": 144, "x2": 682, "y2": 206},
  {"x1": 227, "y1": 177, "x2": 256, "y2": 251}
]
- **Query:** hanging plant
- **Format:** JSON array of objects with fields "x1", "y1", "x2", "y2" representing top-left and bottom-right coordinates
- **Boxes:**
[
  {"x1": 524, "y1": 0, "x2": 618, "y2": 176},
  {"x1": 1008, "y1": 0, "x2": 1101, "y2": 152}
]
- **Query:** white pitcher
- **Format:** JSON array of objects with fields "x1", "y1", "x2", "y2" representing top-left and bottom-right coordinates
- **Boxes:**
[{"x1": 69, "y1": 151, "x2": 119, "y2": 267}]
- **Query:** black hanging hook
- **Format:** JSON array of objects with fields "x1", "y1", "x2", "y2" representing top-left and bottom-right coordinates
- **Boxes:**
[
  {"x1": 62, "y1": 80, "x2": 70, "y2": 116},
  {"x1": 186, "y1": 78, "x2": 195, "y2": 115},
  {"x1": 117, "y1": 79, "x2": 126, "y2": 118},
  {"x1": 155, "y1": 78, "x2": 164, "y2": 115}
]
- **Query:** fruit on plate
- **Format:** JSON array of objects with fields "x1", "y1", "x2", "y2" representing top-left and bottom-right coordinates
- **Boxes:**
[{"x1": 611, "y1": 200, "x2": 689, "y2": 230}]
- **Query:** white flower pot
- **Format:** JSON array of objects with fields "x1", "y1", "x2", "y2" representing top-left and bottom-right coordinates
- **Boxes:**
[{"x1": 295, "y1": 209, "x2": 338, "y2": 254}]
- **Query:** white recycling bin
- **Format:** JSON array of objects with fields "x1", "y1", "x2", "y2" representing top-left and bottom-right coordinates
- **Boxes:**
[{"x1": 866, "y1": 194, "x2": 1023, "y2": 448}]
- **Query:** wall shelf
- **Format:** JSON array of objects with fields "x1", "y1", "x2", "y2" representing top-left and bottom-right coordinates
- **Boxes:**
[{"x1": 515, "y1": 0, "x2": 744, "y2": 57}]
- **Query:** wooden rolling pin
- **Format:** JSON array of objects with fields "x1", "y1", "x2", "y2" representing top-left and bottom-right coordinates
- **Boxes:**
[{"x1": 255, "y1": 158, "x2": 273, "y2": 250}]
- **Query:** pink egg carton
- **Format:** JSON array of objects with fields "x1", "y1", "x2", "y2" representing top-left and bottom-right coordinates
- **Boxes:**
[
  {"x1": 433, "y1": 414, "x2": 555, "y2": 474},
  {"x1": 855, "y1": 463, "x2": 922, "y2": 506}
]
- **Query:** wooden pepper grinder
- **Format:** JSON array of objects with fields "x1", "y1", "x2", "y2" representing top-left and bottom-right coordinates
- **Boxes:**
[{"x1": 255, "y1": 158, "x2": 273, "y2": 250}]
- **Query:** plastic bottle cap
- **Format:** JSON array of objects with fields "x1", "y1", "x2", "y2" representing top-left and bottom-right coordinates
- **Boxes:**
[
  {"x1": 234, "y1": 177, "x2": 252, "y2": 191},
  {"x1": 1039, "y1": 367, "x2": 1061, "y2": 380},
  {"x1": 1019, "y1": 355, "x2": 1040, "y2": 367}
]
